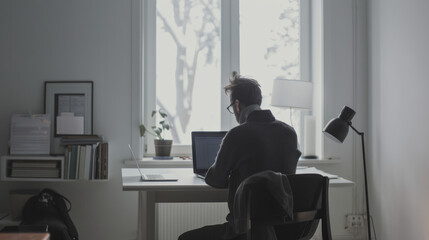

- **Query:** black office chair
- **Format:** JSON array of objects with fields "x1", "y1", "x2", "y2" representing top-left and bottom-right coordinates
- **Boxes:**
[
  {"x1": 275, "y1": 174, "x2": 332, "y2": 240},
  {"x1": 232, "y1": 171, "x2": 294, "y2": 240}
]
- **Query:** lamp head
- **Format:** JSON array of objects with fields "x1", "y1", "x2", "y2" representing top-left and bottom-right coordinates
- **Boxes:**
[
  {"x1": 323, "y1": 106, "x2": 356, "y2": 143},
  {"x1": 338, "y1": 106, "x2": 355, "y2": 122}
]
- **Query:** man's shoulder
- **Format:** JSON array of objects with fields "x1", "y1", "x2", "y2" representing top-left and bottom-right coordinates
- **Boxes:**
[
  {"x1": 222, "y1": 124, "x2": 251, "y2": 143},
  {"x1": 225, "y1": 125, "x2": 244, "y2": 137},
  {"x1": 228, "y1": 119, "x2": 296, "y2": 137},
  {"x1": 273, "y1": 119, "x2": 296, "y2": 131}
]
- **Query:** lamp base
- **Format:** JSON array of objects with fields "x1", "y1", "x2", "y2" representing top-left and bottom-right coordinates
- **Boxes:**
[{"x1": 301, "y1": 155, "x2": 318, "y2": 159}]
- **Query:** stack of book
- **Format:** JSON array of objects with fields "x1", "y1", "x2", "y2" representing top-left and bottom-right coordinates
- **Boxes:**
[
  {"x1": 9, "y1": 160, "x2": 60, "y2": 178},
  {"x1": 61, "y1": 135, "x2": 108, "y2": 180}
]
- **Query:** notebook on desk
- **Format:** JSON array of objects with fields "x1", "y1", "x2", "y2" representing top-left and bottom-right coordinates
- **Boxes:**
[
  {"x1": 191, "y1": 131, "x2": 227, "y2": 179},
  {"x1": 128, "y1": 144, "x2": 178, "y2": 181}
]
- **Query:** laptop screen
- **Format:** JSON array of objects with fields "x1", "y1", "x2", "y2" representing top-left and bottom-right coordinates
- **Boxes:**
[{"x1": 191, "y1": 131, "x2": 227, "y2": 175}]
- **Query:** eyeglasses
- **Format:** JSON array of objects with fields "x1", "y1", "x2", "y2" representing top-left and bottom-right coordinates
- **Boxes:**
[{"x1": 226, "y1": 102, "x2": 235, "y2": 114}]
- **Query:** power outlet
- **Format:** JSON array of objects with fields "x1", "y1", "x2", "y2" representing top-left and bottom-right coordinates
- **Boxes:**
[{"x1": 345, "y1": 214, "x2": 363, "y2": 234}]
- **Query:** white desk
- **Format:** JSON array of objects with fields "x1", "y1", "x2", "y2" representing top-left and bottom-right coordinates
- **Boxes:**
[{"x1": 121, "y1": 168, "x2": 353, "y2": 240}]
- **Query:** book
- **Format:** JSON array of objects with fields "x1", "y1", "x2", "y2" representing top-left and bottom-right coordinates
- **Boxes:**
[
  {"x1": 60, "y1": 135, "x2": 103, "y2": 145},
  {"x1": 65, "y1": 145, "x2": 72, "y2": 179},
  {"x1": 11, "y1": 168, "x2": 60, "y2": 178},
  {"x1": 69, "y1": 145, "x2": 78, "y2": 179},
  {"x1": 101, "y1": 142, "x2": 108, "y2": 179},
  {"x1": 9, "y1": 159, "x2": 61, "y2": 179},
  {"x1": 96, "y1": 143, "x2": 102, "y2": 179},
  {"x1": 0, "y1": 233, "x2": 50, "y2": 240},
  {"x1": 84, "y1": 145, "x2": 92, "y2": 180},
  {"x1": 62, "y1": 141, "x2": 108, "y2": 180},
  {"x1": 91, "y1": 143, "x2": 99, "y2": 179},
  {"x1": 11, "y1": 160, "x2": 58, "y2": 168},
  {"x1": 101, "y1": 143, "x2": 105, "y2": 179},
  {"x1": 78, "y1": 145, "x2": 86, "y2": 179}
]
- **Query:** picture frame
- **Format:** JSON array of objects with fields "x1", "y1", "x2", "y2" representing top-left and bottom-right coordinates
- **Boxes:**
[{"x1": 44, "y1": 81, "x2": 93, "y2": 154}]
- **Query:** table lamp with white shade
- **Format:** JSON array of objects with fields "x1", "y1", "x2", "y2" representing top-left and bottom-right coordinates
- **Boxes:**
[{"x1": 271, "y1": 79, "x2": 317, "y2": 159}]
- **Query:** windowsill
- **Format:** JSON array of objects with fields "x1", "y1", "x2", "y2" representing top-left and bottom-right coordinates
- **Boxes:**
[
  {"x1": 124, "y1": 157, "x2": 193, "y2": 168},
  {"x1": 123, "y1": 157, "x2": 341, "y2": 168}
]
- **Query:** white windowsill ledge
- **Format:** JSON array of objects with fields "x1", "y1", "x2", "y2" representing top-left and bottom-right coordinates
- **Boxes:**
[
  {"x1": 123, "y1": 157, "x2": 341, "y2": 168},
  {"x1": 123, "y1": 157, "x2": 192, "y2": 168}
]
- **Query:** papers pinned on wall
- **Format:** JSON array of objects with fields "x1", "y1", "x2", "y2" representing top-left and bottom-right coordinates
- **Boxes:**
[{"x1": 10, "y1": 114, "x2": 51, "y2": 155}]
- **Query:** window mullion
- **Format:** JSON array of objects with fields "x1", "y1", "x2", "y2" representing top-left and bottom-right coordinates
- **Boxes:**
[
  {"x1": 143, "y1": 0, "x2": 157, "y2": 155},
  {"x1": 221, "y1": 0, "x2": 240, "y2": 131}
]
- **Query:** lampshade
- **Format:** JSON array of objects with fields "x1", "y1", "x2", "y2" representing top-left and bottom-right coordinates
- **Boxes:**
[
  {"x1": 271, "y1": 79, "x2": 313, "y2": 109},
  {"x1": 323, "y1": 106, "x2": 356, "y2": 143}
]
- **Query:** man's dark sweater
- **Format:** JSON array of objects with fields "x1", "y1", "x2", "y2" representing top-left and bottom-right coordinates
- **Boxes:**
[{"x1": 205, "y1": 107, "x2": 301, "y2": 238}]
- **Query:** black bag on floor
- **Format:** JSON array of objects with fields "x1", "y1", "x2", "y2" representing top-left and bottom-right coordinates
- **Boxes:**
[{"x1": 21, "y1": 188, "x2": 79, "y2": 240}]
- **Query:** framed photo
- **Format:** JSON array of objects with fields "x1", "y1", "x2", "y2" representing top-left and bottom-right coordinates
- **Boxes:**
[{"x1": 44, "y1": 81, "x2": 93, "y2": 154}]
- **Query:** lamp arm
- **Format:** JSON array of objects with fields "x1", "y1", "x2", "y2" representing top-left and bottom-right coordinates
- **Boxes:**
[{"x1": 348, "y1": 122, "x2": 364, "y2": 136}]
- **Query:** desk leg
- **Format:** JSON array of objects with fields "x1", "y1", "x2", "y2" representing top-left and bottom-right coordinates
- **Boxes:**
[
  {"x1": 147, "y1": 192, "x2": 156, "y2": 240},
  {"x1": 138, "y1": 191, "x2": 156, "y2": 240},
  {"x1": 137, "y1": 191, "x2": 143, "y2": 240}
]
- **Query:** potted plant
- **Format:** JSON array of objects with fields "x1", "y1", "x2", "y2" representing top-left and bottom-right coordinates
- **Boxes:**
[{"x1": 140, "y1": 110, "x2": 173, "y2": 157}]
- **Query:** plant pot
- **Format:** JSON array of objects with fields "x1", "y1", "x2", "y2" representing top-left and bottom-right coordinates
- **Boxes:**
[{"x1": 154, "y1": 139, "x2": 172, "y2": 157}]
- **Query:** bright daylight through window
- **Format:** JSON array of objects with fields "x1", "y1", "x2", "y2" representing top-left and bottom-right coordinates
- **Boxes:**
[{"x1": 144, "y1": 0, "x2": 305, "y2": 155}]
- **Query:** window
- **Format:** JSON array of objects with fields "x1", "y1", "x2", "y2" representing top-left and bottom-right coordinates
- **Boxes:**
[
  {"x1": 239, "y1": 0, "x2": 304, "y2": 143},
  {"x1": 155, "y1": 0, "x2": 222, "y2": 146},
  {"x1": 143, "y1": 0, "x2": 310, "y2": 156}
]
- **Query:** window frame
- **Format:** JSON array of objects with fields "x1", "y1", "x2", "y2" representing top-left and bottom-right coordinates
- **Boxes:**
[{"x1": 134, "y1": 0, "x2": 312, "y2": 158}]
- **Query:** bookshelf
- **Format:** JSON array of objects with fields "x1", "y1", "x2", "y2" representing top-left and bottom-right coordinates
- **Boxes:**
[
  {"x1": 63, "y1": 142, "x2": 109, "y2": 180},
  {"x1": 1, "y1": 145, "x2": 108, "y2": 182},
  {"x1": 1, "y1": 136, "x2": 109, "y2": 182},
  {"x1": 1, "y1": 152, "x2": 108, "y2": 182}
]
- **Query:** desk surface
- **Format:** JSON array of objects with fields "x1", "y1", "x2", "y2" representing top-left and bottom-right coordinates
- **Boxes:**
[
  {"x1": 122, "y1": 167, "x2": 354, "y2": 191},
  {"x1": 122, "y1": 168, "x2": 217, "y2": 191},
  {"x1": 122, "y1": 167, "x2": 353, "y2": 240}
]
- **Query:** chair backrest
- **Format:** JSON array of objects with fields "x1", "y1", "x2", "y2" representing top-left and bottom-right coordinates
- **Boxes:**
[
  {"x1": 233, "y1": 171, "x2": 293, "y2": 240},
  {"x1": 274, "y1": 174, "x2": 332, "y2": 240}
]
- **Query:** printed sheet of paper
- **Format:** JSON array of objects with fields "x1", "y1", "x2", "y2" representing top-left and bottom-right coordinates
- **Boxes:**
[
  {"x1": 10, "y1": 114, "x2": 51, "y2": 155},
  {"x1": 56, "y1": 112, "x2": 84, "y2": 135}
]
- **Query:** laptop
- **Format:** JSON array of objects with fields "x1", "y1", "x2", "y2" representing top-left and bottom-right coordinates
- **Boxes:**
[
  {"x1": 191, "y1": 131, "x2": 227, "y2": 179},
  {"x1": 128, "y1": 144, "x2": 178, "y2": 181}
]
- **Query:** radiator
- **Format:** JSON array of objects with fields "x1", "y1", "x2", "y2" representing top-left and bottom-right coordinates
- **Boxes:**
[
  {"x1": 157, "y1": 203, "x2": 229, "y2": 240},
  {"x1": 156, "y1": 203, "x2": 322, "y2": 240}
]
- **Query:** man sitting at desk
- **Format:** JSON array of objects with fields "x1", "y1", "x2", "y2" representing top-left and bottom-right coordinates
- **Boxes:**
[{"x1": 178, "y1": 75, "x2": 301, "y2": 240}]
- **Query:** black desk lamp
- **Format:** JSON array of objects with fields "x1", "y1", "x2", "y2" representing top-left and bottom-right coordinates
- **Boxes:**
[{"x1": 323, "y1": 106, "x2": 371, "y2": 240}]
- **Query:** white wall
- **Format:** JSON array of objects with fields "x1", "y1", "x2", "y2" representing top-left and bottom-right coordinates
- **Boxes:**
[
  {"x1": 318, "y1": 1, "x2": 368, "y2": 239},
  {"x1": 0, "y1": 1, "x2": 138, "y2": 239},
  {"x1": 368, "y1": 0, "x2": 429, "y2": 239}
]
